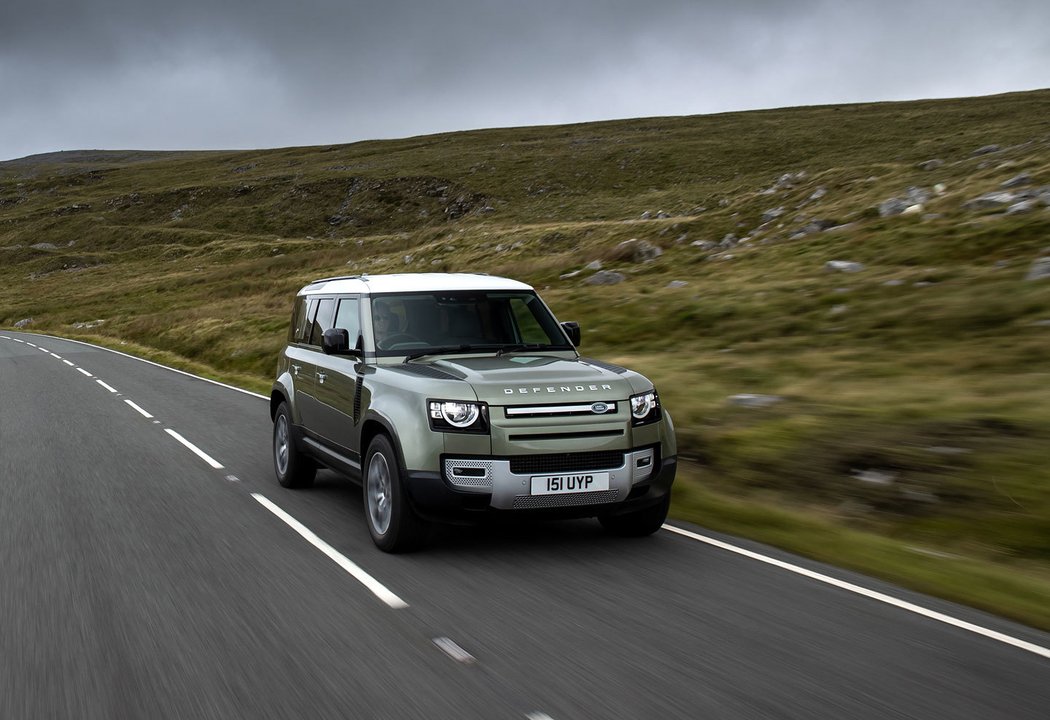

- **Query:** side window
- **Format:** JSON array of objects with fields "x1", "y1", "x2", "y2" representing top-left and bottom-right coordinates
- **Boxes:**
[
  {"x1": 289, "y1": 297, "x2": 309, "y2": 343},
  {"x1": 298, "y1": 298, "x2": 319, "y2": 344},
  {"x1": 333, "y1": 297, "x2": 361, "y2": 348},
  {"x1": 309, "y1": 298, "x2": 336, "y2": 346}
]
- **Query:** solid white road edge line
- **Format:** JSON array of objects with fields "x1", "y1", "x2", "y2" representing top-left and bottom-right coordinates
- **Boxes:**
[
  {"x1": 662, "y1": 524, "x2": 1050, "y2": 661},
  {"x1": 124, "y1": 399, "x2": 154, "y2": 419},
  {"x1": 96, "y1": 379, "x2": 118, "y2": 393},
  {"x1": 25, "y1": 332, "x2": 267, "y2": 400},
  {"x1": 251, "y1": 493, "x2": 409, "y2": 610},
  {"x1": 76, "y1": 367, "x2": 92, "y2": 377},
  {"x1": 164, "y1": 429, "x2": 224, "y2": 469}
]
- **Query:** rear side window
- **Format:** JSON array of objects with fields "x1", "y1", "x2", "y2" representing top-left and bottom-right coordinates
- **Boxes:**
[
  {"x1": 289, "y1": 297, "x2": 309, "y2": 343},
  {"x1": 333, "y1": 297, "x2": 361, "y2": 348},
  {"x1": 309, "y1": 298, "x2": 336, "y2": 346}
]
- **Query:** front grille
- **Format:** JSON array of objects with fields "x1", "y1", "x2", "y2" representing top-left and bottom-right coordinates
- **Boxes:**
[
  {"x1": 508, "y1": 451, "x2": 624, "y2": 475},
  {"x1": 513, "y1": 489, "x2": 620, "y2": 509}
]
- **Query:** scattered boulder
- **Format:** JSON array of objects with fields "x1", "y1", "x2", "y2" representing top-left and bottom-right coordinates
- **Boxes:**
[
  {"x1": 690, "y1": 240, "x2": 717, "y2": 251},
  {"x1": 852, "y1": 469, "x2": 897, "y2": 485},
  {"x1": 962, "y1": 191, "x2": 1017, "y2": 210},
  {"x1": 808, "y1": 186, "x2": 828, "y2": 201},
  {"x1": 878, "y1": 198, "x2": 909, "y2": 217},
  {"x1": 666, "y1": 280, "x2": 688, "y2": 288},
  {"x1": 719, "y1": 234, "x2": 737, "y2": 249},
  {"x1": 584, "y1": 260, "x2": 603, "y2": 271},
  {"x1": 918, "y1": 159, "x2": 944, "y2": 171},
  {"x1": 610, "y1": 238, "x2": 662, "y2": 263},
  {"x1": 829, "y1": 304, "x2": 849, "y2": 315},
  {"x1": 727, "y1": 394, "x2": 783, "y2": 408},
  {"x1": 1001, "y1": 173, "x2": 1031, "y2": 189},
  {"x1": 30, "y1": 243, "x2": 58, "y2": 250},
  {"x1": 639, "y1": 211, "x2": 652, "y2": 220},
  {"x1": 1026, "y1": 258, "x2": 1050, "y2": 281},
  {"x1": 882, "y1": 279, "x2": 905, "y2": 287},
  {"x1": 14, "y1": 318, "x2": 32, "y2": 328},
  {"x1": 655, "y1": 211, "x2": 672, "y2": 219},
  {"x1": 1006, "y1": 200, "x2": 1038, "y2": 215},
  {"x1": 559, "y1": 270, "x2": 581, "y2": 280},
  {"x1": 586, "y1": 270, "x2": 626, "y2": 285},
  {"x1": 71, "y1": 320, "x2": 105, "y2": 330},
  {"x1": 826, "y1": 260, "x2": 865, "y2": 273},
  {"x1": 901, "y1": 204, "x2": 924, "y2": 215},
  {"x1": 905, "y1": 186, "x2": 931, "y2": 205},
  {"x1": 761, "y1": 207, "x2": 785, "y2": 223},
  {"x1": 972, "y1": 144, "x2": 1001, "y2": 156}
]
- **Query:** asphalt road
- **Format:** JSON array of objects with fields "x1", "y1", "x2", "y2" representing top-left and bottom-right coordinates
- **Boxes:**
[{"x1": 2, "y1": 330, "x2": 1049, "y2": 720}]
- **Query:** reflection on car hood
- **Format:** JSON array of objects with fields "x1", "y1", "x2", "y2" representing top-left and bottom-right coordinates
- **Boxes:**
[{"x1": 431, "y1": 355, "x2": 635, "y2": 404}]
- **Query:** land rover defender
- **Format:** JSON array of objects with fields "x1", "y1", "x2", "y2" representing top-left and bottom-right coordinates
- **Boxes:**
[{"x1": 271, "y1": 273, "x2": 677, "y2": 552}]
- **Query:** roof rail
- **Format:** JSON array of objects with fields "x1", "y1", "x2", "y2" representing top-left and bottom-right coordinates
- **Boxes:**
[{"x1": 307, "y1": 274, "x2": 367, "y2": 285}]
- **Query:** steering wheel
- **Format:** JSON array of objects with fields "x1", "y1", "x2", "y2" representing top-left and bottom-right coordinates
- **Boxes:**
[{"x1": 377, "y1": 333, "x2": 420, "y2": 350}]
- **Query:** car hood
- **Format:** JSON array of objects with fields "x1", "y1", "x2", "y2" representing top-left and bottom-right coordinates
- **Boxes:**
[{"x1": 430, "y1": 355, "x2": 637, "y2": 404}]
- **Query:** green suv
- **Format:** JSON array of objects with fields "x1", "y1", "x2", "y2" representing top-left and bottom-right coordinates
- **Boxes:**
[{"x1": 271, "y1": 273, "x2": 677, "y2": 552}]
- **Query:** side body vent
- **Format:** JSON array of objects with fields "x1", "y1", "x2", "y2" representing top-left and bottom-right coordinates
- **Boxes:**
[{"x1": 353, "y1": 376, "x2": 364, "y2": 423}]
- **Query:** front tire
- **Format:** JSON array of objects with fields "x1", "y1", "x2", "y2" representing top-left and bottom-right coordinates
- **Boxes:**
[
  {"x1": 273, "y1": 402, "x2": 316, "y2": 488},
  {"x1": 598, "y1": 495, "x2": 670, "y2": 537},
  {"x1": 363, "y1": 434, "x2": 428, "y2": 553}
]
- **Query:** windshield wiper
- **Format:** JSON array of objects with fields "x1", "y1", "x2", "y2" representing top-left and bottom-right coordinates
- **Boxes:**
[
  {"x1": 496, "y1": 343, "x2": 564, "y2": 356},
  {"x1": 403, "y1": 345, "x2": 498, "y2": 362}
]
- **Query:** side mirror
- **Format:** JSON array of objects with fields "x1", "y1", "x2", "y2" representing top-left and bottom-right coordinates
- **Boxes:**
[
  {"x1": 561, "y1": 321, "x2": 581, "y2": 347},
  {"x1": 322, "y1": 328, "x2": 359, "y2": 356}
]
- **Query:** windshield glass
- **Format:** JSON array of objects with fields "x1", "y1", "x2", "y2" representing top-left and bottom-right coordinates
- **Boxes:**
[{"x1": 370, "y1": 290, "x2": 572, "y2": 356}]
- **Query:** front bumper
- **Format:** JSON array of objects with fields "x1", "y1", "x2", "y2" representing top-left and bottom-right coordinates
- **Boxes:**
[{"x1": 404, "y1": 451, "x2": 677, "y2": 523}]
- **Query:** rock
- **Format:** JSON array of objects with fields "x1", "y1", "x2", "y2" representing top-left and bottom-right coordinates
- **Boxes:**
[
  {"x1": 826, "y1": 260, "x2": 865, "y2": 273},
  {"x1": 882, "y1": 278, "x2": 905, "y2": 286},
  {"x1": 879, "y1": 198, "x2": 909, "y2": 217},
  {"x1": 906, "y1": 186, "x2": 931, "y2": 205},
  {"x1": 666, "y1": 280, "x2": 688, "y2": 288},
  {"x1": 809, "y1": 187, "x2": 827, "y2": 201},
  {"x1": 933, "y1": 183, "x2": 947, "y2": 194},
  {"x1": 639, "y1": 211, "x2": 652, "y2": 220},
  {"x1": 675, "y1": 233, "x2": 689, "y2": 244},
  {"x1": 586, "y1": 270, "x2": 626, "y2": 285},
  {"x1": 761, "y1": 207, "x2": 785, "y2": 223},
  {"x1": 901, "y1": 204, "x2": 924, "y2": 215},
  {"x1": 691, "y1": 240, "x2": 716, "y2": 251},
  {"x1": 829, "y1": 304, "x2": 848, "y2": 315},
  {"x1": 611, "y1": 238, "x2": 662, "y2": 262},
  {"x1": 559, "y1": 270, "x2": 581, "y2": 279},
  {"x1": 71, "y1": 320, "x2": 105, "y2": 330},
  {"x1": 913, "y1": 281, "x2": 936, "y2": 288},
  {"x1": 727, "y1": 394, "x2": 783, "y2": 408},
  {"x1": 973, "y1": 144, "x2": 1001, "y2": 156},
  {"x1": 1001, "y1": 173, "x2": 1031, "y2": 189},
  {"x1": 918, "y1": 159, "x2": 944, "y2": 171},
  {"x1": 584, "y1": 260, "x2": 603, "y2": 271},
  {"x1": 655, "y1": 211, "x2": 671, "y2": 219},
  {"x1": 962, "y1": 192, "x2": 1017, "y2": 210},
  {"x1": 403, "y1": 255, "x2": 413, "y2": 264},
  {"x1": 1026, "y1": 258, "x2": 1050, "y2": 281},
  {"x1": 14, "y1": 318, "x2": 32, "y2": 328},
  {"x1": 852, "y1": 469, "x2": 896, "y2": 485},
  {"x1": 479, "y1": 205, "x2": 495, "y2": 213},
  {"x1": 801, "y1": 219, "x2": 837, "y2": 234},
  {"x1": 1032, "y1": 319, "x2": 1050, "y2": 327},
  {"x1": 1006, "y1": 200, "x2": 1038, "y2": 215},
  {"x1": 719, "y1": 234, "x2": 737, "y2": 248},
  {"x1": 30, "y1": 242, "x2": 57, "y2": 250}
]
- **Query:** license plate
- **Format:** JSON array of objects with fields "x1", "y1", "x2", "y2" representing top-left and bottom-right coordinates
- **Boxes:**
[{"x1": 530, "y1": 472, "x2": 610, "y2": 495}]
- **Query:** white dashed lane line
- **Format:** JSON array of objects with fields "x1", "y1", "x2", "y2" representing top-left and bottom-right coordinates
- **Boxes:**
[
  {"x1": 76, "y1": 367, "x2": 93, "y2": 377},
  {"x1": 124, "y1": 399, "x2": 154, "y2": 419},
  {"x1": 62, "y1": 359, "x2": 75, "y2": 366},
  {"x1": 50, "y1": 353, "x2": 61, "y2": 359},
  {"x1": 26, "y1": 342, "x2": 36, "y2": 347},
  {"x1": 251, "y1": 493, "x2": 409, "y2": 610},
  {"x1": 96, "y1": 379, "x2": 118, "y2": 394},
  {"x1": 164, "y1": 429, "x2": 224, "y2": 469},
  {"x1": 432, "y1": 637, "x2": 476, "y2": 664}
]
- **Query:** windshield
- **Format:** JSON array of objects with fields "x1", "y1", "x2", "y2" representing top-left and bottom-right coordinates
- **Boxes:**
[{"x1": 370, "y1": 290, "x2": 573, "y2": 357}]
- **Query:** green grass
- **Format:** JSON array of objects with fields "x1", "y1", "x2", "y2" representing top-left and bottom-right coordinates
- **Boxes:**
[{"x1": 3, "y1": 89, "x2": 1050, "y2": 626}]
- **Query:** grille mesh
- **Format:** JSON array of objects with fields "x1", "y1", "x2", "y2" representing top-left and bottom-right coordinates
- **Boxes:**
[
  {"x1": 513, "y1": 489, "x2": 620, "y2": 509},
  {"x1": 444, "y1": 459, "x2": 493, "y2": 489},
  {"x1": 508, "y1": 451, "x2": 624, "y2": 475}
]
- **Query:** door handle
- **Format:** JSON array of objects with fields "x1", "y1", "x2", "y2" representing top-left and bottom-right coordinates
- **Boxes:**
[
  {"x1": 317, "y1": 372, "x2": 327, "y2": 384},
  {"x1": 291, "y1": 364, "x2": 301, "y2": 375}
]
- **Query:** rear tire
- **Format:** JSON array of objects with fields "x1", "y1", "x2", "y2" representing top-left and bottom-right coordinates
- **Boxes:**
[
  {"x1": 273, "y1": 402, "x2": 316, "y2": 488},
  {"x1": 363, "y1": 434, "x2": 428, "y2": 553},
  {"x1": 598, "y1": 495, "x2": 670, "y2": 537}
]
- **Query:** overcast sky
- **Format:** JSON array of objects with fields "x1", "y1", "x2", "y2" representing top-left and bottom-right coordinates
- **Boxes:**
[{"x1": 2, "y1": 0, "x2": 1048, "y2": 161}]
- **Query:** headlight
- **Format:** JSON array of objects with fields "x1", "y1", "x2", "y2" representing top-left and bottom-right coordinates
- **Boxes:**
[
  {"x1": 630, "y1": 390, "x2": 661, "y2": 426},
  {"x1": 428, "y1": 400, "x2": 489, "y2": 433}
]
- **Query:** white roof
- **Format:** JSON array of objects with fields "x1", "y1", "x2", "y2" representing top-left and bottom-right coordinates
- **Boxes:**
[{"x1": 299, "y1": 273, "x2": 533, "y2": 296}]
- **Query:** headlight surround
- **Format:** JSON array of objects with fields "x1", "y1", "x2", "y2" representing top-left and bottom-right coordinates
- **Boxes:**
[
  {"x1": 428, "y1": 399, "x2": 489, "y2": 433},
  {"x1": 630, "y1": 390, "x2": 661, "y2": 426}
]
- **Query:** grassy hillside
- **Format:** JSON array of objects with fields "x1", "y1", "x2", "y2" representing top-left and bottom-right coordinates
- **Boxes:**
[{"x1": 3, "y1": 90, "x2": 1050, "y2": 626}]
